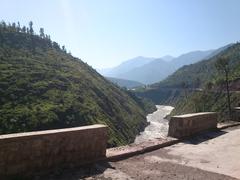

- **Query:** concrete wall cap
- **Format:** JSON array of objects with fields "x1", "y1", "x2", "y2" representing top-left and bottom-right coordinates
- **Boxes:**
[
  {"x1": 172, "y1": 112, "x2": 217, "y2": 118},
  {"x1": 0, "y1": 124, "x2": 107, "y2": 140}
]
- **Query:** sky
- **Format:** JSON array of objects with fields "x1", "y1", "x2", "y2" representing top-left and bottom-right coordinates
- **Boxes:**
[{"x1": 1, "y1": 0, "x2": 240, "y2": 69}]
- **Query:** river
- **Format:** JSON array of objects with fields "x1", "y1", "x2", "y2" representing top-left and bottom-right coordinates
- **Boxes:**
[{"x1": 134, "y1": 105, "x2": 174, "y2": 144}]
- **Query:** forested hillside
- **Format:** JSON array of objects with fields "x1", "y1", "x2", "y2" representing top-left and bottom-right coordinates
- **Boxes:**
[
  {"x1": 155, "y1": 43, "x2": 240, "y2": 89},
  {"x1": 170, "y1": 90, "x2": 240, "y2": 121},
  {"x1": 137, "y1": 43, "x2": 240, "y2": 121},
  {"x1": 0, "y1": 21, "x2": 156, "y2": 147},
  {"x1": 106, "y1": 77, "x2": 144, "y2": 89}
]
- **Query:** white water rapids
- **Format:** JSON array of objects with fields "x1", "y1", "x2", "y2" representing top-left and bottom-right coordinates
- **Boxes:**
[{"x1": 134, "y1": 105, "x2": 174, "y2": 144}]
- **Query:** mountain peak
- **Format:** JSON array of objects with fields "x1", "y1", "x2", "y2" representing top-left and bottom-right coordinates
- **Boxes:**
[
  {"x1": 99, "y1": 56, "x2": 155, "y2": 77},
  {"x1": 161, "y1": 55, "x2": 174, "y2": 62}
]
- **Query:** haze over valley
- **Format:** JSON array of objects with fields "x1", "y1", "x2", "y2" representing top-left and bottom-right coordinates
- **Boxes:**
[
  {"x1": 99, "y1": 45, "x2": 231, "y2": 85},
  {"x1": 1, "y1": 1, "x2": 240, "y2": 179}
]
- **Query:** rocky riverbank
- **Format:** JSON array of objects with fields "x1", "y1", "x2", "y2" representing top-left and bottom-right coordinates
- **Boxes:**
[{"x1": 134, "y1": 105, "x2": 174, "y2": 144}]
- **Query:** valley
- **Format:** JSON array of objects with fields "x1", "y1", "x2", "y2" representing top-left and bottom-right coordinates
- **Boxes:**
[
  {"x1": 106, "y1": 77, "x2": 144, "y2": 89},
  {"x1": 0, "y1": 22, "x2": 156, "y2": 147},
  {"x1": 1, "y1": 20, "x2": 239, "y2": 147},
  {"x1": 1, "y1": 1, "x2": 240, "y2": 179},
  {"x1": 1, "y1": 20, "x2": 240, "y2": 149}
]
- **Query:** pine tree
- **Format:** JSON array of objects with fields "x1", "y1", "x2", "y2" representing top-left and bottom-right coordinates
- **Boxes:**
[
  {"x1": 62, "y1": 45, "x2": 66, "y2": 52},
  {"x1": 215, "y1": 56, "x2": 231, "y2": 120},
  {"x1": 29, "y1": 21, "x2": 34, "y2": 35},
  {"x1": 22, "y1": 26, "x2": 26, "y2": 33},
  {"x1": 17, "y1": 22, "x2": 21, "y2": 32},
  {"x1": 39, "y1": 28, "x2": 45, "y2": 38}
]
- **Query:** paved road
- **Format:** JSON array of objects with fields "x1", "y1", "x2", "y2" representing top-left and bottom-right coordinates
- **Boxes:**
[
  {"x1": 96, "y1": 126, "x2": 240, "y2": 180},
  {"x1": 41, "y1": 127, "x2": 240, "y2": 180}
]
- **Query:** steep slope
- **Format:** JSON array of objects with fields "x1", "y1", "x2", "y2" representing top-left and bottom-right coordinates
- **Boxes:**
[
  {"x1": 168, "y1": 43, "x2": 240, "y2": 119},
  {"x1": 99, "y1": 56, "x2": 155, "y2": 77},
  {"x1": 169, "y1": 50, "x2": 214, "y2": 68},
  {"x1": 170, "y1": 91, "x2": 240, "y2": 121},
  {"x1": 106, "y1": 77, "x2": 144, "y2": 89},
  {"x1": 204, "y1": 44, "x2": 233, "y2": 59},
  {"x1": 0, "y1": 22, "x2": 156, "y2": 147},
  {"x1": 161, "y1": 55, "x2": 174, "y2": 62},
  {"x1": 135, "y1": 87, "x2": 183, "y2": 105},
  {"x1": 119, "y1": 58, "x2": 175, "y2": 84},
  {"x1": 137, "y1": 43, "x2": 240, "y2": 120},
  {"x1": 156, "y1": 43, "x2": 240, "y2": 88}
]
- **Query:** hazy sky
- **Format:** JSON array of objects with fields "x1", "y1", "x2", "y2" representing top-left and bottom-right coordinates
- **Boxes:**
[{"x1": 1, "y1": 0, "x2": 240, "y2": 68}]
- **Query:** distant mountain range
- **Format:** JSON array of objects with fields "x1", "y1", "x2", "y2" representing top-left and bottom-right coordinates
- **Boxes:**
[
  {"x1": 136, "y1": 42, "x2": 240, "y2": 121},
  {"x1": 106, "y1": 77, "x2": 144, "y2": 89},
  {"x1": 99, "y1": 46, "x2": 230, "y2": 84},
  {"x1": 98, "y1": 56, "x2": 155, "y2": 77},
  {"x1": 154, "y1": 44, "x2": 234, "y2": 88},
  {"x1": 136, "y1": 43, "x2": 239, "y2": 106}
]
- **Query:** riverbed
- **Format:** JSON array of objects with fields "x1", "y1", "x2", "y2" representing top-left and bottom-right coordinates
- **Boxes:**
[{"x1": 134, "y1": 105, "x2": 174, "y2": 144}]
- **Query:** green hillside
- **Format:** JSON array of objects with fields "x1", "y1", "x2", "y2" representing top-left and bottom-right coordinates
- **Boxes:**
[
  {"x1": 106, "y1": 77, "x2": 144, "y2": 89},
  {"x1": 134, "y1": 87, "x2": 182, "y2": 105},
  {"x1": 170, "y1": 90, "x2": 240, "y2": 121},
  {"x1": 0, "y1": 21, "x2": 155, "y2": 147},
  {"x1": 137, "y1": 43, "x2": 240, "y2": 121},
  {"x1": 155, "y1": 43, "x2": 240, "y2": 89}
]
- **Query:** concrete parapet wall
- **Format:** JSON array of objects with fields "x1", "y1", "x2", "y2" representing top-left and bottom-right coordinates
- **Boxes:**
[
  {"x1": 233, "y1": 107, "x2": 240, "y2": 121},
  {"x1": 0, "y1": 124, "x2": 107, "y2": 178},
  {"x1": 168, "y1": 112, "x2": 217, "y2": 138}
]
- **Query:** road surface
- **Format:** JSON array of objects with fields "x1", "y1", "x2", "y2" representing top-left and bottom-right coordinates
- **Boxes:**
[{"x1": 98, "y1": 126, "x2": 240, "y2": 180}]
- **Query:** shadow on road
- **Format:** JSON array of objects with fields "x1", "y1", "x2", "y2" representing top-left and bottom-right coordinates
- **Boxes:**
[
  {"x1": 36, "y1": 161, "x2": 113, "y2": 180},
  {"x1": 183, "y1": 130, "x2": 227, "y2": 145}
]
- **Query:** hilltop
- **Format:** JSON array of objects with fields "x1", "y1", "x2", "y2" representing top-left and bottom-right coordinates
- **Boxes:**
[{"x1": 0, "y1": 21, "x2": 155, "y2": 147}]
